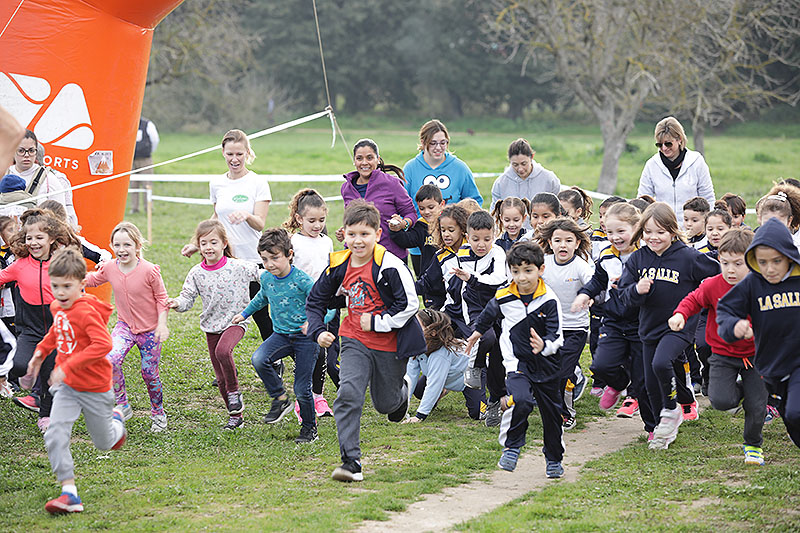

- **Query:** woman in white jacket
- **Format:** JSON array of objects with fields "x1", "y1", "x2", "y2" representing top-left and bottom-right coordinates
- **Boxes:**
[{"x1": 637, "y1": 117, "x2": 715, "y2": 226}]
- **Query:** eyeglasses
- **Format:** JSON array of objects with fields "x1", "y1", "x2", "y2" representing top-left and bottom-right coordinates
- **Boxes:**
[
  {"x1": 655, "y1": 141, "x2": 675, "y2": 149},
  {"x1": 16, "y1": 147, "x2": 36, "y2": 156},
  {"x1": 428, "y1": 140, "x2": 449, "y2": 148}
]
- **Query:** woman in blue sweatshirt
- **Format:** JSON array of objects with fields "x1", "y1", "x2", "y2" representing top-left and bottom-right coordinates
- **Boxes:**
[
  {"x1": 618, "y1": 203, "x2": 719, "y2": 450},
  {"x1": 717, "y1": 218, "x2": 800, "y2": 449}
]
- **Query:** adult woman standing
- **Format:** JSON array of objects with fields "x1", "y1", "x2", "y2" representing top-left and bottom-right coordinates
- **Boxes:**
[
  {"x1": 402, "y1": 120, "x2": 482, "y2": 273},
  {"x1": 181, "y1": 129, "x2": 272, "y2": 339},
  {"x1": 490, "y1": 138, "x2": 561, "y2": 212},
  {"x1": 338, "y1": 138, "x2": 417, "y2": 260},
  {"x1": 637, "y1": 117, "x2": 715, "y2": 225}
]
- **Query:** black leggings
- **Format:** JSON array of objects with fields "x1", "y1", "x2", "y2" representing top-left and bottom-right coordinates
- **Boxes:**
[
  {"x1": 249, "y1": 280, "x2": 273, "y2": 341},
  {"x1": 642, "y1": 333, "x2": 695, "y2": 416}
]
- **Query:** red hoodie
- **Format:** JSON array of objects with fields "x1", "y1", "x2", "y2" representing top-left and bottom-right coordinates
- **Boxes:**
[
  {"x1": 36, "y1": 294, "x2": 114, "y2": 393},
  {"x1": 673, "y1": 273, "x2": 754, "y2": 360}
]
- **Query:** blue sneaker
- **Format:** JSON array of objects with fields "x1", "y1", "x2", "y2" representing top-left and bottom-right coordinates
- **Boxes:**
[
  {"x1": 546, "y1": 460, "x2": 564, "y2": 478},
  {"x1": 45, "y1": 492, "x2": 84, "y2": 514},
  {"x1": 498, "y1": 447, "x2": 520, "y2": 471},
  {"x1": 765, "y1": 405, "x2": 780, "y2": 425},
  {"x1": 111, "y1": 407, "x2": 127, "y2": 449},
  {"x1": 572, "y1": 367, "x2": 587, "y2": 402}
]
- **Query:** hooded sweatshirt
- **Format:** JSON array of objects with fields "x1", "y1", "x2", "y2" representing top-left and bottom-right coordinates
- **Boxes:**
[
  {"x1": 403, "y1": 152, "x2": 483, "y2": 208},
  {"x1": 490, "y1": 162, "x2": 561, "y2": 212},
  {"x1": 36, "y1": 294, "x2": 114, "y2": 393},
  {"x1": 717, "y1": 218, "x2": 800, "y2": 379},
  {"x1": 618, "y1": 239, "x2": 719, "y2": 343}
]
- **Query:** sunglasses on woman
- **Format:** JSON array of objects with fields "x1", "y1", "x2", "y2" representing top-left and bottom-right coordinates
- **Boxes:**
[{"x1": 655, "y1": 141, "x2": 675, "y2": 149}]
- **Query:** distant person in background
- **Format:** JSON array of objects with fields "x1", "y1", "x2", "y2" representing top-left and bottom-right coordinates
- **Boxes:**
[
  {"x1": 0, "y1": 105, "x2": 24, "y2": 168},
  {"x1": 129, "y1": 117, "x2": 159, "y2": 214},
  {"x1": 490, "y1": 138, "x2": 561, "y2": 213},
  {"x1": 637, "y1": 117, "x2": 715, "y2": 226},
  {"x1": 402, "y1": 120, "x2": 482, "y2": 275}
]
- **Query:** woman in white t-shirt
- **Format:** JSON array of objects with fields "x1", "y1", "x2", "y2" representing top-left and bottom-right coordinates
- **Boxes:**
[{"x1": 182, "y1": 129, "x2": 273, "y2": 338}]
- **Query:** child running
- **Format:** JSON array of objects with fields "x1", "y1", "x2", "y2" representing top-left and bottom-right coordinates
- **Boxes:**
[
  {"x1": 414, "y1": 204, "x2": 469, "y2": 311},
  {"x1": 305, "y1": 200, "x2": 424, "y2": 482},
  {"x1": 466, "y1": 241, "x2": 565, "y2": 478},
  {"x1": 492, "y1": 197, "x2": 532, "y2": 252},
  {"x1": 717, "y1": 218, "x2": 800, "y2": 450},
  {"x1": 683, "y1": 197, "x2": 710, "y2": 249},
  {"x1": 233, "y1": 228, "x2": 319, "y2": 443},
  {"x1": 618, "y1": 202, "x2": 719, "y2": 450},
  {"x1": 573, "y1": 202, "x2": 655, "y2": 430},
  {"x1": 719, "y1": 193, "x2": 748, "y2": 229},
  {"x1": 538, "y1": 218, "x2": 593, "y2": 429},
  {"x1": 283, "y1": 188, "x2": 336, "y2": 414},
  {"x1": 670, "y1": 228, "x2": 767, "y2": 464},
  {"x1": 169, "y1": 220, "x2": 260, "y2": 430},
  {"x1": 24, "y1": 247, "x2": 125, "y2": 514},
  {"x1": 403, "y1": 309, "x2": 482, "y2": 422},
  {"x1": 4, "y1": 208, "x2": 80, "y2": 431},
  {"x1": 84, "y1": 222, "x2": 170, "y2": 432},
  {"x1": 558, "y1": 186, "x2": 593, "y2": 236},
  {"x1": 529, "y1": 192, "x2": 564, "y2": 234}
]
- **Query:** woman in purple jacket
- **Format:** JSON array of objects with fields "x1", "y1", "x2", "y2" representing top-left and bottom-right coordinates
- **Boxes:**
[{"x1": 337, "y1": 139, "x2": 417, "y2": 260}]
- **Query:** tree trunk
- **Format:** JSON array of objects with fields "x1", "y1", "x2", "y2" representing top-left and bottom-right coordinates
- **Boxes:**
[
  {"x1": 692, "y1": 121, "x2": 705, "y2": 155},
  {"x1": 596, "y1": 117, "x2": 631, "y2": 195}
]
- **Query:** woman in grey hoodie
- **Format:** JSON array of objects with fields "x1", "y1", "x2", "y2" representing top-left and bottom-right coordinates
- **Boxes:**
[{"x1": 490, "y1": 138, "x2": 561, "y2": 212}]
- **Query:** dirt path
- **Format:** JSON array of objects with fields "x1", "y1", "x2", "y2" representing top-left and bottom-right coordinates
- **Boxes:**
[{"x1": 354, "y1": 413, "x2": 645, "y2": 532}]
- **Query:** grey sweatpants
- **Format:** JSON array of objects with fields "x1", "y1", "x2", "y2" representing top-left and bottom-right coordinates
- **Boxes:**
[
  {"x1": 44, "y1": 384, "x2": 124, "y2": 482},
  {"x1": 335, "y1": 337, "x2": 407, "y2": 462},
  {"x1": 708, "y1": 353, "x2": 767, "y2": 447}
]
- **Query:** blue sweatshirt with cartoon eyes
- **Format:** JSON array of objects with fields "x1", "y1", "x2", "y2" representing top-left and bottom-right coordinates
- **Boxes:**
[
  {"x1": 717, "y1": 218, "x2": 800, "y2": 380},
  {"x1": 618, "y1": 240, "x2": 720, "y2": 343}
]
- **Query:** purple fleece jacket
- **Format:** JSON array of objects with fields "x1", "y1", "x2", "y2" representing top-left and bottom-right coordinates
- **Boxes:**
[{"x1": 341, "y1": 169, "x2": 418, "y2": 259}]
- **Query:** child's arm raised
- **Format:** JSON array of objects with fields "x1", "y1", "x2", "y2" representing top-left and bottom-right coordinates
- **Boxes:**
[
  {"x1": 388, "y1": 219, "x2": 427, "y2": 247},
  {"x1": 169, "y1": 269, "x2": 200, "y2": 313},
  {"x1": 670, "y1": 279, "x2": 712, "y2": 331},
  {"x1": 716, "y1": 279, "x2": 755, "y2": 342},
  {"x1": 536, "y1": 296, "x2": 564, "y2": 357},
  {"x1": 84, "y1": 260, "x2": 109, "y2": 287}
]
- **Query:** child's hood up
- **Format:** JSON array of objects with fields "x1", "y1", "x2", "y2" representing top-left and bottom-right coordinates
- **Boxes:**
[{"x1": 746, "y1": 217, "x2": 800, "y2": 276}]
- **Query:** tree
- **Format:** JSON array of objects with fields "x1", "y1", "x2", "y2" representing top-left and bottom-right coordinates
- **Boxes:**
[
  {"x1": 486, "y1": 0, "x2": 698, "y2": 194},
  {"x1": 656, "y1": 0, "x2": 800, "y2": 154}
]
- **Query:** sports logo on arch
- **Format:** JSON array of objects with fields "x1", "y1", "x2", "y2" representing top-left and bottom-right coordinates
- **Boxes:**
[{"x1": 0, "y1": 72, "x2": 94, "y2": 150}]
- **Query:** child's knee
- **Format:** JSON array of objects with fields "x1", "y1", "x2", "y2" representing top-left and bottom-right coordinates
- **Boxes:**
[
  {"x1": 785, "y1": 403, "x2": 800, "y2": 427},
  {"x1": 709, "y1": 394, "x2": 738, "y2": 412}
]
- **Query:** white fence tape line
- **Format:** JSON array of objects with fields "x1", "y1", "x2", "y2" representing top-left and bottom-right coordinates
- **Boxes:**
[{"x1": 151, "y1": 194, "x2": 343, "y2": 207}]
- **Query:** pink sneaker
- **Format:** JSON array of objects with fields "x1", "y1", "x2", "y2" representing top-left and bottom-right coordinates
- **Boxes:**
[
  {"x1": 599, "y1": 386, "x2": 622, "y2": 410},
  {"x1": 294, "y1": 401, "x2": 302, "y2": 423},
  {"x1": 616, "y1": 398, "x2": 639, "y2": 418},
  {"x1": 647, "y1": 431, "x2": 654, "y2": 442},
  {"x1": 589, "y1": 386, "x2": 604, "y2": 398},
  {"x1": 314, "y1": 395, "x2": 333, "y2": 417},
  {"x1": 682, "y1": 401, "x2": 699, "y2": 421}
]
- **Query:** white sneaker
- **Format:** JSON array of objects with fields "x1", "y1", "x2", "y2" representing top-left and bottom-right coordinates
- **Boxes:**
[
  {"x1": 150, "y1": 414, "x2": 167, "y2": 433},
  {"x1": 117, "y1": 403, "x2": 133, "y2": 421},
  {"x1": 649, "y1": 406, "x2": 682, "y2": 450},
  {"x1": 0, "y1": 380, "x2": 12, "y2": 398}
]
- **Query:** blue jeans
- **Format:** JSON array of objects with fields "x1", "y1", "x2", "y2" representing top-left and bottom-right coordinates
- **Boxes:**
[{"x1": 251, "y1": 332, "x2": 317, "y2": 428}]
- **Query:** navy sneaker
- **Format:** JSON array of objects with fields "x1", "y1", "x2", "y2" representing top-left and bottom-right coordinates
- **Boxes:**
[
  {"x1": 497, "y1": 447, "x2": 520, "y2": 471},
  {"x1": 295, "y1": 425, "x2": 318, "y2": 444},
  {"x1": 263, "y1": 397, "x2": 292, "y2": 424},
  {"x1": 546, "y1": 460, "x2": 564, "y2": 478}
]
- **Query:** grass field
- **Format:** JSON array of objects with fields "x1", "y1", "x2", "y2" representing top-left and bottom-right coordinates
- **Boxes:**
[{"x1": 1, "y1": 117, "x2": 799, "y2": 531}]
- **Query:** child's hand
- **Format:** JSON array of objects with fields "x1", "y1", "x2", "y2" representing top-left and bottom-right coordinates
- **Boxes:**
[
  {"x1": 301, "y1": 321, "x2": 308, "y2": 335},
  {"x1": 154, "y1": 323, "x2": 170, "y2": 343},
  {"x1": 388, "y1": 214, "x2": 404, "y2": 232},
  {"x1": 49, "y1": 366, "x2": 65, "y2": 387},
  {"x1": 335, "y1": 227, "x2": 345, "y2": 242},
  {"x1": 464, "y1": 331, "x2": 482, "y2": 355},
  {"x1": 452, "y1": 267, "x2": 471, "y2": 282},
  {"x1": 167, "y1": 298, "x2": 179, "y2": 309},
  {"x1": 360, "y1": 313, "x2": 372, "y2": 332},
  {"x1": 402, "y1": 416, "x2": 421, "y2": 424},
  {"x1": 668, "y1": 313, "x2": 685, "y2": 332},
  {"x1": 529, "y1": 328, "x2": 544, "y2": 354},
  {"x1": 571, "y1": 293, "x2": 591, "y2": 312},
  {"x1": 317, "y1": 331, "x2": 336, "y2": 348},
  {"x1": 25, "y1": 350, "x2": 44, "y2": 381},
  {"x1": 734, "y1": 319, "x2": 753, "y2": 339},
  {"x1": 180, "y1": 243, "x2": 198, "y2": 257},
  {"x1": 636, "y1": 277, "x2": 653, "y2": 295},
  {"x1": 610, "y1": 276, "x2": 620, "y2": 289},
  {"x1": 231, "y1": 314, "x2": 246, "y2": 325}
]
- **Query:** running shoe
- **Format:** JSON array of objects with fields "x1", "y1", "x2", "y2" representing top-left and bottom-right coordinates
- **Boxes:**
[
  {"x1": 12, "y1": 394, "x2": 39, "y2": 413},
  {"x1": 743, "y1": 445, "x2": 765, "y2": 466},
  {"x1": 45, "y1": 492, "x2": 84, "y2": 514},
  {"x1": 599, "y1": 386, "x2": 622, "y2": 410},
  {"x1": 117, "y1": 403, "x2": 133, "y2": 421},
  {"x1": 150, "y1": 414, "x2": 167, "y2": 433},
  {"x1": 332, "y1": 459, "x2": 363, "y2": 482},
  {"x1": 572, "y1": 367, "x2": 587, "y2": 402},
  {"x1": 589, "y1": 386, "x2": 604, "y2": 398},
  {"x1": 295, "y1": 425, "x2": 318, "y2": 444},
  {"x1": 649, "y1": 406, "x2": 682, "y2": 450},
  {"x1": 264, "y1": 397, "x2": 292, "y2": 424},
  {"x1": 464, "y1": 367, "x2": 482, "y2": 389},
  {"x1": 498, "y1": 447, "x2": 520, "y2": 472},
  {"x1": 387, "y1": 376, "x2": 410, "y2": 422},
  {"x1": 765, "y1": 405, "x2": 780, "y2": 425},
  {"x1": 226, "y1": 391, "x2": 244, "y2": 415},
  {"x1": 0, "y1": 380, "x2": 12, "y2": 398},
  {"x1": 681, "y1": 401, "x2": 699, "y2": 421},
  {"x1": 546, "y1": 460, "x2": 564, "y2": 478},
  {"x1": 485, "y1": 400, "x2": 502, "y2": 427},
  {"x1": 223, "y1": 416, "x2": 244, "y2": 430},
  {"x1": 315, "y1": 395, "x2": 334, "y2": 417},
  {"x1": 111, "y1": 407, "x2": 127, "y2": 449},
  {"x1": 616, "y1": 398, "x2": 639, "y2": 418},
  {"x1": 562, "y1": 415, "x2": 576, "y2": 430}
]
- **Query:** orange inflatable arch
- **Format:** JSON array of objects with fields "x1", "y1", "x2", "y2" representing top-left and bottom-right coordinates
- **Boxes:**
[{"x1": 0, "y1": 0, "x2": 183, "y2": 299}]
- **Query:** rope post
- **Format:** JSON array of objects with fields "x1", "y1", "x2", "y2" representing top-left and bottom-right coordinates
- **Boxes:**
[{"x1": 146, "y1": 183, "x2": 153, "y2": 244}]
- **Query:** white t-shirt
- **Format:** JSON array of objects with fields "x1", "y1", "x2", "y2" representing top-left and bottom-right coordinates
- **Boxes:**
[
  {"x1": 542, "y1": 253, "x2": 595, "y2": 330},
  {"x1": 209, "y1": 171, "x2": 271, "y2": 262},
  {"x1": 291, "y1": 233, "x2": 334, "y2": 282}
]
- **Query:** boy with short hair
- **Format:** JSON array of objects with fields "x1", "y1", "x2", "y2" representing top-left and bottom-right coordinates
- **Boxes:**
[
  {"x1": 669, "y1": 228, "x2": 767, "y2": 464},
  {"x1": 465, "y1": 241, "x2": 565, "y2": 477},
  {"x1": 720, "y1": 192, "x2": 749, "y2": 229},
  {"x1": 450, "y1": 210, "x2": 508, "y2": 425},
  {"x1": 24, "y1": 247, "x2": 125, "y2": 514},
  {"x1": 717, "y1": 218, "x2": 800, "y2": 450},
  {"x1": 683, "y1": 196, "x2": 711, "y2": 248},
  {"x1": 389, "y1": 184, "x2": 446, "y2": 308},
  {"x1": 306, "y1": 200, "x2": 425, "y2": 482},
  {"x1": 232, "y1": 228, "x2": 318, "y2": 444}
]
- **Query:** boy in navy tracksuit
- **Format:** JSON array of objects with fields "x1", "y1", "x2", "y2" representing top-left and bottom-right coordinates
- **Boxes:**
[
  {"x1": 717, "y1": 218, "x2": 800, "y2": 449},
  {"x1": 305, "y1": 200, "x2": 425, "y2": 482},
  {"x1": 466, "y1": 242, "x2": 565, "y2": 478}
]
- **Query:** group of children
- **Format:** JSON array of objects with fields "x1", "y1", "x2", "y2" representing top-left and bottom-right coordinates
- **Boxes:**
[{"x1": 4, "y1": 163, "x2": 800, "y2": 514}]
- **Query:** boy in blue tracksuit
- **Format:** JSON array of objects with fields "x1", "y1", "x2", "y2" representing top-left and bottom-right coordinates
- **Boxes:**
[
  {"x1": 466, "y1": 242, "x2": 565, "y2": 478},
  {"x1": 305, "y1": 200, "x2": 425, "y2": 482},
  {"x1": 717, "y1": 218, "x2": 800, "y2": 449}
]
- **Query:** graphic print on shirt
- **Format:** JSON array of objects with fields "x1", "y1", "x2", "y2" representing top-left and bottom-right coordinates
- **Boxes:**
[
  {"x1": 54, "y1": 312, "x2": 77, "y2": 354},
  {"x1": 344, "y1": 275, "x2": 384, "y2": 316},
  {"x1": 423, "y1": 174, "x2": 452, "y2": 202}
]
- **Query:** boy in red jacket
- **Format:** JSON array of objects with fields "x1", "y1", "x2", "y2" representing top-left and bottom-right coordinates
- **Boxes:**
[
  {"x1": 24, "y1": 247, "x2": 126, "y2": 514},
  {"x1": 668, "y1": 228, "x2": 767, "y2": 465}
]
